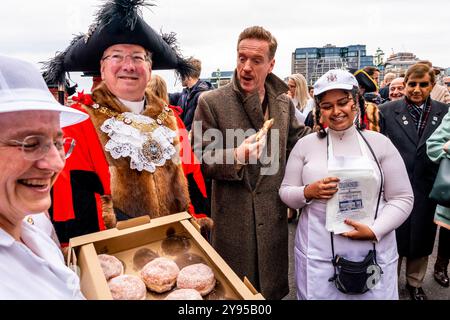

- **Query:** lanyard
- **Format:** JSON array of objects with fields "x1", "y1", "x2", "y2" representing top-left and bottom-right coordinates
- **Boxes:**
[{"x1": 328, "y1": 128, "x2": 384, "y2": 261}]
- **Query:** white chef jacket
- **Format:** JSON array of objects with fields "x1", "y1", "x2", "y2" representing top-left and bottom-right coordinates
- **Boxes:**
[
  {"x1": 24, "y1": 213, "x2": 61, "y2": 247},
  {"x1": 0, "y1": 218, "x2": 85, "y2": 299},
  {"x1": 280, "y1": 127, "x2": 414, "y2": 300}
]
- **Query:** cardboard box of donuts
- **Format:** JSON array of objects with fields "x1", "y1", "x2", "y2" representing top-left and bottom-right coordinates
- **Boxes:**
[{"x1": 67, "y1": 212, "x2": 264, "y2": 300}]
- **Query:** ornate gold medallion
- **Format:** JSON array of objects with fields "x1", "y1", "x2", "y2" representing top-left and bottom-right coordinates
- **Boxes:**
[{"x1": 142, "y1": 138, "x2": 163, "y2": 162}]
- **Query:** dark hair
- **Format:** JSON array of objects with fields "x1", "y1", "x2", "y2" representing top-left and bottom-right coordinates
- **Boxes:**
[
  {"x1": 363, "y1": 66, "x2": 380, "y2": 77},
  {"x1": 416, "y1": 60, "x2": 432, "y2": 68},
  {"x1": 237, "y1": 26, "x2": 277, "y2": 60},
  {"x1": 405, "y1": 63, "x2": 435, "y2": 84},
  {"x1": 416, "y1": 60, "x2": 441, "y2": 75},
  {"x1": 185, "y1": 58, "x2": 201, "y2": 79},
  {"x1": 313, "y1": 87, "x2": 366, "y2": 139}
]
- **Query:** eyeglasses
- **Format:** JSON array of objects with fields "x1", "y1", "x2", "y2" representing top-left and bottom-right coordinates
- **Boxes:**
[
  {"x1": 0, "y1": 135, "x2": 76, "y2": 161},
  {"x1": 102, "y1": 53, "x2": 149, "y2": 65},
  {"x1": 407, "y1": 81, "x2": 431, "y2": 88},
  {"x1": 319, "y1": 96, "x2": 354, "y2": 110}
]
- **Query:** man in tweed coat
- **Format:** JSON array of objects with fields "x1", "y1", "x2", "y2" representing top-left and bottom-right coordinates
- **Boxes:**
[{"x1": 192, "y1": 26, "x2": 311, "y2": 299}]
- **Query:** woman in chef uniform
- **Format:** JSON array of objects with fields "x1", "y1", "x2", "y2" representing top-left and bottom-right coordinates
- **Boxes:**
[
  {"x1": 279, "y1": 69, "x2": 414, "y2": 300},
  {"x1": 0, "y1": 55, "x2": 86, "y2": 299}
]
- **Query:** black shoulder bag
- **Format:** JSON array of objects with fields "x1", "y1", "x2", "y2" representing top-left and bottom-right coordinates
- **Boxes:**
[{"x1": 327, "y1": 130, "x2": 384, "y2": 295}]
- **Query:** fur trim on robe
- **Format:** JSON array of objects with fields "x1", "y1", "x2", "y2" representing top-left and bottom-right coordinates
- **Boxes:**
[
  {"x1": 365, "y1": 102, "x2": 380, "y2": 132},
  {"x1": 84, "y1": 82, "x2": 190, "y2": 218}
]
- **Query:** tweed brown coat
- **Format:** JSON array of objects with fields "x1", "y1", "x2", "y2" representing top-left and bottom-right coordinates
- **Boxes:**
[
  {"x1": 192, "y1": 72, "x2": 311, "y2": 299},
  {"x1": 83, "y1": 83, "x2": 190, "y2": 218}
]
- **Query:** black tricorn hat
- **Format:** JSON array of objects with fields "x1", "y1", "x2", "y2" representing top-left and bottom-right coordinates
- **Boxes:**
[
  {"x1": 42, "y1": 71, "x2": 78, "y2": 96},
  {"x1": 43, "y1": 0, "x2": 192, "y2": 85},
  {"x1": 351, "y1": 68, "x2": 379, "y2": 93}
]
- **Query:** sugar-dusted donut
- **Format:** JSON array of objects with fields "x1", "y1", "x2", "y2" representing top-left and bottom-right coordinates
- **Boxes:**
[
  {"x1": 108, "y1": 275, "x2": 147, "y2": 300},
  {"x1": 140, "y1": 257, "x2": 179, "y2": 293},
  {"x1": 177, "y1": 263, "x2": 216, "y2": 296},
  {"x1": 97, "y1": 254, "x2": 124, "y2": 280},
  {"x1": 164, "y1": 288, "x2": 203, "y2": 300}
]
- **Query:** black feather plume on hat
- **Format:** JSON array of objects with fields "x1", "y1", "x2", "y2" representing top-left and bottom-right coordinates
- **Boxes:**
[
  {"x1": 161, "y1": 31, "x2": 194, "y2": 78},
  {"x1": 94, "y1": 0, "x2": 154, "y2": 32},
  {"x1": 43, "y1": 0, "x2": 193, "y2": 84},
  {"x1": 42, "y1": 34, "x2": 85, "y2": 85}
]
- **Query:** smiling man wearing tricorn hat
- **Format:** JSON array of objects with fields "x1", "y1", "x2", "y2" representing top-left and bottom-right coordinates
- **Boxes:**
[{"x1": 45, "y1": 0, "x2": 212, "y2": 246}]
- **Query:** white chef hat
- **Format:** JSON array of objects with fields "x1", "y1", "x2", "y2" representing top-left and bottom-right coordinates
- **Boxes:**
[
  {"x1": 0, "y1": 55, "x2": 87, "y2": 127},
  {"x1": 313, "y1": 69, "x2": 358, "y2": 96}
]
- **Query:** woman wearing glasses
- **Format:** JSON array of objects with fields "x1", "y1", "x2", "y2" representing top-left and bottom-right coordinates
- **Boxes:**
[
  {"x1": 287, "y1": 73, "x2": 315, "y2": 125},
  {"x1": 279, "y1": 69, "x2": 414, "y2": 299},
  {"x1": 0, "y1": 55, "x2": 87, "y2": 299}
]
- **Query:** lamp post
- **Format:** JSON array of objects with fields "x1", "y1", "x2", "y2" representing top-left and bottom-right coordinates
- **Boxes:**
[
  {"x1": 216, "y1": 68, "x2": 221, "y2": 88},
  {"x1": 374, "y1": 47, "x2": 385, "y2": 68}
]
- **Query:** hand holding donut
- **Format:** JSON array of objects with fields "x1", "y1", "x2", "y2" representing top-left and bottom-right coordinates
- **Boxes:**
[
  {"x1": 304, "y1": 176, "x2": 340, "y2": 200},
  {"x1": 234, "y1": 119, "x2": 274, "y2": 164},
  {"x1": 255, "y1": 118, "x2": 274, "y2": 141},
  {"x1": 234, "y1": 134, "x2": 266, "y2": 164}
]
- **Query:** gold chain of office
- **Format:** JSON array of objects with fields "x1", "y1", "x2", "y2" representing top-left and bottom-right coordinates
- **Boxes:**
[{"x1": 87, "y1": 103, "x2": 171, "y2": 133}]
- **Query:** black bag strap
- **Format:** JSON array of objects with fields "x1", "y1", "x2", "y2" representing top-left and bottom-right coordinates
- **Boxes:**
[{"x1": 327, "y1": 129, "x2": 384, "y2": 264}]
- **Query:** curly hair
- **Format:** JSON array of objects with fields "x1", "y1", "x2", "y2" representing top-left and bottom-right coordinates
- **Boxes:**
[{"x1": 313, "y1": 86, "x2": 366, "y2": 139}]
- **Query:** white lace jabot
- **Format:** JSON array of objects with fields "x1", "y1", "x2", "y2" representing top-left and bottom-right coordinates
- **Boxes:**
[{"x1": 100, "y1": 112, "x2": 177, "y2": 173}]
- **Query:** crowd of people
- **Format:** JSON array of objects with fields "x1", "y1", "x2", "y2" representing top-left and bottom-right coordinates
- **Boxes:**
[{"x1": 0, "y1": 0, "x2": 449, "y2": 301}]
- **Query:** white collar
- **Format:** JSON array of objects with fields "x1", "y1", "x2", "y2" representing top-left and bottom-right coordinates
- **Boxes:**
[
  {"x1": 328, "y1": 124, "x2": 356, "y2": 139},
  {"x1": 0, "y1": 217, "x2": 40, "y2": 247},
  {"x1": 118, "y1": 97, "x2": 145, "y2": 114},
  {"x1": 0, "y1": 226, "x2": 15, "y2": 247}
]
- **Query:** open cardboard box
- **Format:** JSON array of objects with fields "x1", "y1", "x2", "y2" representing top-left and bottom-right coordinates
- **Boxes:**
[{"x1": 68, "y1": 211, "x2": 264, "y2": 300}]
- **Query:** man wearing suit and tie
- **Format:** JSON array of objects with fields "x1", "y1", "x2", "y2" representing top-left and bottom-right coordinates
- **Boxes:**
[{"x1": 379, "y1": 63, "x2": 449, "y2": 300}]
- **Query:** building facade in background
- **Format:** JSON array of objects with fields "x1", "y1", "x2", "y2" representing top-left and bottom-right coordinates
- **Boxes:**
[
  {"x1": 204, "y1": 70, "x2": 233, "y2": 89},
  {"x1": 383, "y1": 52, "x2": 419, "y2": 77},
  {"x1": 291, "y1": 44, "x2": 374, "y2": 84}
]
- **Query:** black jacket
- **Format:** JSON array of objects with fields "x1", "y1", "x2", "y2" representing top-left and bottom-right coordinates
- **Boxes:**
[
  {"x1": 169, "y1": 80, "x2": 213, "y2": 130},
  {"x1": 379, "y1": 97, "x2": 449, "y2": 257}
]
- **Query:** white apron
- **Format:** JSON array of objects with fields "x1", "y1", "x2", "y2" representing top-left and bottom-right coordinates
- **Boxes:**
[
  {"x1": 294, "y1": 129, "x2": 399, "y2": 300},
  {"x1": 326, "y1": 132, "x2": 379, "y2": 234}
]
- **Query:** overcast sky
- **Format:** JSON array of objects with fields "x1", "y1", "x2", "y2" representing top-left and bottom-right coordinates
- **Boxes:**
[{"x1": 1, "y1": 0, "x2": 449, "y2": 92}]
